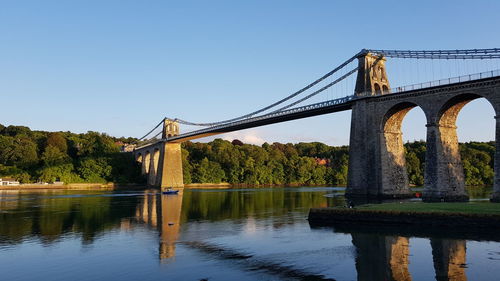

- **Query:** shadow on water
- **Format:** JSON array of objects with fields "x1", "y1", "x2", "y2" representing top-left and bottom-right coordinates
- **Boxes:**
[{"x1": 182, "y1": 240, "x2": 336, "y2": 281}]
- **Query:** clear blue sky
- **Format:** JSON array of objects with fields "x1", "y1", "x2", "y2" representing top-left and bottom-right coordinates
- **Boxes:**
[{"x1": 1, "y1": 0, "x2": 499, "y2": 145}]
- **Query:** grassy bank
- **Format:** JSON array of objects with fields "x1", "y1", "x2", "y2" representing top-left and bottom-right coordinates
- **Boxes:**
[{"x1": 356, "y1": 202, "x2": 500, "y2": 215}]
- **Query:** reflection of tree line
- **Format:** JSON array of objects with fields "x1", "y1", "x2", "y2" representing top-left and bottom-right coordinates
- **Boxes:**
[
  {"x1": 0, "y1": 191, "x2": 138, "y2": 245},
  {"x1": 180, "y1": 189, "x2": 345, "y2": 223},
  {"x1": 352, "y1": 233, "x2": 466, "y2": 281},
  {"x1": 0, "y1": 189, "x2": 342, "y2": 249}
]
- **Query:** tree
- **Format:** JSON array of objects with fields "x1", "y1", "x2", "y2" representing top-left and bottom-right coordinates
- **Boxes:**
[
  {"x1": 38, "y1": 164, "x2": 82, "y2": 183},
  {"x1": 406, "y1": 151, "x2": 423, "y2": 186},
  {"x1": 46, "y1": 132, "x2": 68, "y2": 153},
  {"x1": 182, "y1": 148, "x2": 193, "y2": 184},
  {"x1": 4, "y1": 138, "x2": 39, "y2": 168},
  {"x1": 77, "y1": 158, "x2": 112, "y2": 183},
  {"x1": 0, "y1": 135, "x2": 14, "y2": 165},
  {"x1": 77, "y1": 132, "x2": 120, "y2": 157},
  {"x1": 231, "y1": 139, "x2": 244, "y2": 146},
  {"x1": 41, "y1": 145, "x2": 70, "y2": 167},
  {"x1": 2, "y1": 125, "x2": 31, "y2": 137}
]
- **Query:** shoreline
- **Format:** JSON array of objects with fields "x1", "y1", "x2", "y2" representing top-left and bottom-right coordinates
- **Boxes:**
[
  {"x1": 0, "y1": 183, "x2": 342, "y2": 191},
  {"x1": 0, "y1": 183, "x2": 148, "y2": 191}
]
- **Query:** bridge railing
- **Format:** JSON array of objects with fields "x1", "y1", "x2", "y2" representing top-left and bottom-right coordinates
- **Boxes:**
[{"x1": 357, "y1": 69, "x2": 500, "y2": 97}]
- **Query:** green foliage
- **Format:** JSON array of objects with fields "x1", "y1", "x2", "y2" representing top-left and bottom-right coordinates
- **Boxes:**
[
  {"x1": 75, "y1": 132, "x2": 120, "y2": 157},
  {"x1": 405, "y1": 151, "x2": 424, "y2": 186},
  {"x1": 15, "y1": 172, "x2": 31, "y2": 183},
  {"x1": 182, "y1": 139, "x2": 348, "y2": 185},
  {"x1": 404, "y1": 141, "x2": 495, "y2": 186},
  {"x1": 183, "y1": 139, "x2": 496, "y2": 187},
  {"x1": 461, "y1": 144, "x2": 494, "y2": 185},
  {"x1": 38, "y1": 164, "x2": 83, "y2": 183},
  {"x1": 45, "y1": 132, "x2": 68, "y2": 153},
  {"x1": 0, "y1": 125, "x2": 141, "y2": 184},
  {"x1": 0, "y1": 137, "x2": 39, "y2": 168},
  {"x1": 77, "y1": 158, "x2": 112, "y2": 183},
  {"x1": 2, "y1": 125, "x2": 31, "y2": 137},
  {"x1": 108, "y1": 152, "x2": 144, "y2": 184},
  {"x1": 192, "y1": 158, "x2": 226, "y2": 183},
  {"x1": 41, "y1": 145, "x2": 71, "y2": 166}
]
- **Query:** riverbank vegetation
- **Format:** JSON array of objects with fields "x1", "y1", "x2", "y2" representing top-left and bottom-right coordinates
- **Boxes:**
[
  {"x1": 182, "y1": 139, "x2": 495, "y2": 186},
  {"x1": 0, "y1": 124, "x2": 495, "y2": 186},
  {"x1": 0, "y1": 124, "x2": 142, "y2": 184}
]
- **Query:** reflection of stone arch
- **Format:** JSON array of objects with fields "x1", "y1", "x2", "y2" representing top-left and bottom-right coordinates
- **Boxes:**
[
  {"x1": 374, "y1": 83, "x2": 382, "y2": 95},
  {"x1": 380, "y1": 102, "x2": 427, "y2": 195}
]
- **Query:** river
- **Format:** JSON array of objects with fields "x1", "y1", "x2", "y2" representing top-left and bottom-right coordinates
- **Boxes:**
[{"x1": 0, "y1": 186, "x2": 498, "y2": 281}]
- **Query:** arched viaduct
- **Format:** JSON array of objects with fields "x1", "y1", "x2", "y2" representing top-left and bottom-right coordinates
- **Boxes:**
[{"x1": 134, "y1": 52, "x2": 500, "y2": 202}]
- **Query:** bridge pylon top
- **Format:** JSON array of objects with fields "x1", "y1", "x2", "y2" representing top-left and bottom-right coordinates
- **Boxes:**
[
  {"x1": 162, "y1": 119, "x2": 180, "y2": 139},
  {"x1": 355, "y1": 52, "x2": 391, "y2": 96}
]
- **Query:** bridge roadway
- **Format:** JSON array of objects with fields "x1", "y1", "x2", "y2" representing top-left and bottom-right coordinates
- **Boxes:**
[{"x1": 140, "y1": 72, "x2": 500, "y2": 146}]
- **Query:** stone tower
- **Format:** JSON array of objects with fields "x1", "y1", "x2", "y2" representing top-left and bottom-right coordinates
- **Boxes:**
[
  {"x1": 162, "y1": 119, "x2": 180, "y2": 139},
  {"x1": 355, "y1": 52, "x2": 391, "y2": 96}
]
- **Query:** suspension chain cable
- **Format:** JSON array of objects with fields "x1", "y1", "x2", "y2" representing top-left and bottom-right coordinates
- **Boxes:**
[
  {"x1": 171, "y1": 52, "x2": 363, "y2": 127},
  {"x1": 137, "y1": 118, "x2": 165, "y2": 141},
  {"x1": 273, "y1": 66, "x2": 359, "y2": 112}
]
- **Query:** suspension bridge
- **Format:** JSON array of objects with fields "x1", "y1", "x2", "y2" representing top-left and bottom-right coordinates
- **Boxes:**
[{"x1": 133, "y1": 48, "x2": 500, "y2": 202}]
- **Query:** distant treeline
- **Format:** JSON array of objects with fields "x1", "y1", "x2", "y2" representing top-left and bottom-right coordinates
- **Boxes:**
[
  {"x1": 182, "y1": 139, "x2": 496, "y2": 186},
  {"x1": 182, "y1": 139, "x2": 349, "y2": 186},
  {"x1": 0, "y1": 124, "x2": 495, "y2": 186},
  {"x1": 0, "y1": 124, "x2": 142, "y2": 184}
]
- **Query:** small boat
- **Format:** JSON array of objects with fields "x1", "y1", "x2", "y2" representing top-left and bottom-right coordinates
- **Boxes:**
[{"x1": 162, "y1": 188, "x2": 179, "y2": 195}]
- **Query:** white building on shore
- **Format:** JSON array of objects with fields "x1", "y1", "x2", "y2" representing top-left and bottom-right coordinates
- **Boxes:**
[{"x1": 0, "y1": 178, "x2": 20, "y2": 186}]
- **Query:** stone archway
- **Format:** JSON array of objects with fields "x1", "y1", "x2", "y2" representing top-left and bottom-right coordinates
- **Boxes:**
[
  {"x1": 424, "y1": 93, "x2": 496, "y2": 202},
  {"x1": 148, "y1": 148, "x2": 160, "y2": 186},
  {"x1": 379, "y1": 102, "x2": 426, "y2": 197},
  {"x1": 143, "y1": 151, "x2": 151, "y2": 176}
]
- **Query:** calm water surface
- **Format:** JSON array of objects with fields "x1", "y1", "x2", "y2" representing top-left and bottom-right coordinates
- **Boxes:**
[{"x1": 0, "y1": 186, "x2": 499, "y2": 281}]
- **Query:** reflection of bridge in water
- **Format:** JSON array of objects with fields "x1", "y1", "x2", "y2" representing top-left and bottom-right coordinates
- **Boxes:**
[
  {"x1": 352, "y1": 233, "x2": 466, "y2": 281},
  {"x1": 133, "y1": 190, "x2": 470, "y2": 280},
  {"x1": 134, "y1": 190, "x2": 183, "y2": 261}
]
